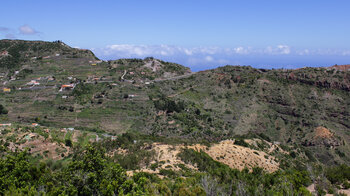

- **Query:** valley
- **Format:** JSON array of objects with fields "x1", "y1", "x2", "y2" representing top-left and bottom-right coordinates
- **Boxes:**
[{"x1": 1, "y1": 39, "x2": 350, "y2": 195}]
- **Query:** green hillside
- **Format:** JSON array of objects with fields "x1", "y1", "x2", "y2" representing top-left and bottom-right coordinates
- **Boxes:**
[{"x1": 1, "y1": 40, "x2": 350, "y2": 195}]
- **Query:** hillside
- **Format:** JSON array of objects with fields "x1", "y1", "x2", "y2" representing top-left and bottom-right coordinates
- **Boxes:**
[
  {"x1": 1, "y1": 40, "x2": 350, "y2": 195},
  {"x1": 0, "y1": 40, "x2": 191, "y2": 133},
  {"x1": 1, "y1": 40, "x2": 349, "y2": 163}
]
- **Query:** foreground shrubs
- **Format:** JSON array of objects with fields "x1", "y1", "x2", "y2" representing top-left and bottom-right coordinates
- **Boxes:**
[
  {"x1": 325, "y1": 164, "x2": 350, "y2": 185},
  {"x1": 0, "y1": 145, "x2": 204, "y2": 195},
  {"x1": 0, "y1": 146, "x2": 146, "y2": 195},
  {"x1": 178, "y1": 148, "x2": 312, "y2": 195},
  {"x1": 2, "y1": 142, "x2": 349, "y2": 195}
]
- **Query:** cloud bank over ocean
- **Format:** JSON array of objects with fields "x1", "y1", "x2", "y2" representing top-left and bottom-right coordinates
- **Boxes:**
[{"x1": 93, "y1": 44, "x2": 350, "y2": 71}]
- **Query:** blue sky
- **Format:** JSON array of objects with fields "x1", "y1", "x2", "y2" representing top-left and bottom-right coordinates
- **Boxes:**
[{"x1": 1, "y1": 0, "x2": 349, "y2": 71}]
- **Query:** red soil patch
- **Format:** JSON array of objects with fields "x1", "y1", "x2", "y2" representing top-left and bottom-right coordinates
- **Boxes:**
[
  {"x1": 314, "y1": 126, "x2": 333, "y2": 139},
  {"x1": 330, "y1": 64, "x2": 350, "y2": 71}
]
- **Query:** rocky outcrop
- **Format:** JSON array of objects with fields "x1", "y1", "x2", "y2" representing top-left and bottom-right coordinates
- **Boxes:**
[{"x1": 302, "y1": 127, "x2": 341, "y2": 147}]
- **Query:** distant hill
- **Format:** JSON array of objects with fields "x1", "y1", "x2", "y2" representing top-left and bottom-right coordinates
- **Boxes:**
[{"x1": 0, "y1": 39, "x2": 98, "y2": 71}]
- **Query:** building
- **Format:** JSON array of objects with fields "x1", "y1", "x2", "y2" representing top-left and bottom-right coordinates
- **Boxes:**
[
  {"x1": 60, "y1": 84, "x2": 75, "y2": 91},
  {"x1": 27, "y1": 80, "x2": 40, "y2": 86},
  {"x1": 25, "y1": 133, "x2": 37, "y2": 140},
  {"x1": 90, "y1": 60, "x2": 102, "y2": 64},
  {"x1": 3, "y1": 88, "x2": 11, "y2": 92},
  {"x1": 0, "y1": 51, "x2": 8, "y2": 56}
]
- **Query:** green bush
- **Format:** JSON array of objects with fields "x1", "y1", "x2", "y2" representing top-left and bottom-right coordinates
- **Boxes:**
[
  {"x1": 153, "y1": 96, "x2": 185, "y2": 113},
  {"x1": 0, "y1": 104, "x2": 8, "y2": 114},
  {"x1": 325, "y1": 164, "x2": 350, "y2": 184},
  {"x1": 234, "y1": 139, "x2": 249, "y2": 147},
  {"x1": 65, "y1": 139, "x2": 72, "y2": 147}
]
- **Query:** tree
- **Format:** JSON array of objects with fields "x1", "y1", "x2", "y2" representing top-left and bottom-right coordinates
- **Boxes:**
[
  {"x1": 0, "y1": 104, "x2": 8, "y2": 114},
  {"x1": 63, "y1": 145, "x2": 141, "y2": 195},
  {"x1": 0, "y1": 151, "x2": 46, "y2": 194},
  {"x1": 65, "y1": 139, "x2": 72, "y2": 147}
]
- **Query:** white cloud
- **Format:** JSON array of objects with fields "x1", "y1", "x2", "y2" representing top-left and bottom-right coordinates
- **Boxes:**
[
  {"x1": 198, "y1": 47, "x2": 220, "y2": 55},
  {"x1": 205, "y1": 56, "x2": 214, "y2": 62},
  {"x1": 297, "y1": 49, "x2": 310, "y2": 55},
  {"x1": 233, "y1": 46, "x2": 251, "y2": 55},
  {"x1": 183, "y1": 48, "x2": 193, "y2": 55},
  {"x1": 277, "y1": 45, "x2": 291, "y2": 54},
  {"x1": 19, "y1": 25, "x2": 38, "y2": 35},
  {"x1": 99, "y1": 44, "x2": 259, "y2": 59},
  {"x1": 93, "y1": 44, "x2": 350, "y2": 65},
  {"x1": 90, "y1": 44, "x2": 350, "y2": 71},
  {"x1": 105, "y1": 44, "x2": 175, "y2": 56},
  {"x1": 264, "y1": 45, "x2": 291, "y2": 55}
]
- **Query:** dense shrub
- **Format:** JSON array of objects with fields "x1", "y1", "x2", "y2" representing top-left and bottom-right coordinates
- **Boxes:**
[
  {"x1": 325, "y1": 164, "x2": 350, "y2": 184},
  {"x1": 0, "y1": 144, "x2": 209, "y2": 195},
  {"x1": 153, "y1": 96, "x2": 185, "y2": 113},
  {"x1": 178, "y1": 148, "x2": 312, "y2": 195},
  {"x1": 234, "y1": 139, "x2": 249, "y2": 147},
  {"x1": 0, "y1": 104, "x2": 8, "y2": 114}
]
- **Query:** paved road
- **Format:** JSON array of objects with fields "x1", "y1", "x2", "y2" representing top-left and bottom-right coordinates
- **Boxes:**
[{"x1": 121, "y1": 70, "x2": 127, "y2": 80}]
